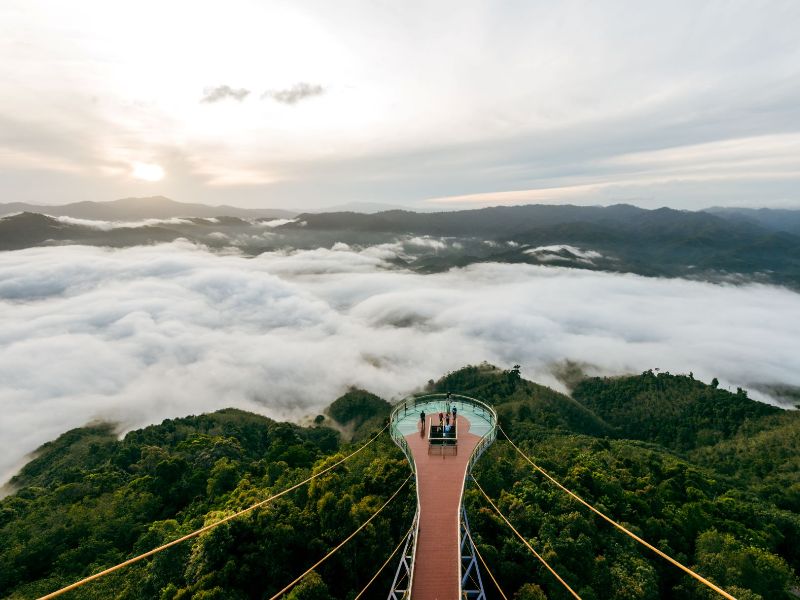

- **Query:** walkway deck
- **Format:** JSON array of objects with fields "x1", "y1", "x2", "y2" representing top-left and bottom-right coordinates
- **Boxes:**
[{"x1": 394, "y1": 400, "x2": 495, "y2": 599}]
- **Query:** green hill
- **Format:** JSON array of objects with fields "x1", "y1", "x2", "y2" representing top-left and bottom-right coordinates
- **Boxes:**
[
  {"x1": 0, "y1": 406, "x2": 409, "y2": 599},
  {"x1": 326, "y1": 388, "x2": 391, "y2": 441},
  {"x1": 571, "y1": 371, "x2": 781, "y2": 451}
]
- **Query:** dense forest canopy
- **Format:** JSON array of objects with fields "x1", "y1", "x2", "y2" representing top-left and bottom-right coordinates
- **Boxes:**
[{"x1": 1, "y1": 367, "x2": 798, "y2": 599}]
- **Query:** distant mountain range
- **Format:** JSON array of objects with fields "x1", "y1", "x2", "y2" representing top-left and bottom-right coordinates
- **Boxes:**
[
  {"x1": 705, "y1": 206, "x2": 800, "y2": 235},
  {"x1": 283, "y1": 203, "x2": 800, "y2": 286},
  {"x1": 308, "y1": 201, "x2": 427, "y2": 214},
  {"x1": 0, "y1": 196, "x2": 295, "y2": 220},
  {"x1": 290, "y1": 203, "x2": 800, "y2": 236},
  {"x1": 2, "y1": 198, "x2": 799, "y2": 289}
]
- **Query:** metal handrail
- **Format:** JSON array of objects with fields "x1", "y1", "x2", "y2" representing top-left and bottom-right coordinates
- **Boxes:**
[
  {"x1": 388, "y1": 392, "x2": 498, "y2": 599},
  {"x1": 388, "y1": 401, "x2": 421, "y2": 598},
  {"x1": 453, "y1": 396, "x2": 497, "y2": 600}
]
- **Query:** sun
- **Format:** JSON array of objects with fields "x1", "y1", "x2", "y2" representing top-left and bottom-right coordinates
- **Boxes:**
[{"x1": 131, "y1": 162, "x2": 165, "y2": 182}]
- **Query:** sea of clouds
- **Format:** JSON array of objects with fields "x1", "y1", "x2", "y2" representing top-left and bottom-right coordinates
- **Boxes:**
[{"x1": 2, "y1": 240, "x2": 800, "y2": 483}]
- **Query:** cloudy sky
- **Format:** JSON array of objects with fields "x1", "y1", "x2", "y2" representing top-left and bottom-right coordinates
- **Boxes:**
[
  {"x1": 3, "y1": 240, "x2": 800, "y2": 483},
  {"x1": 1, "y1": 0, "x2": 799, "y2": 210}
]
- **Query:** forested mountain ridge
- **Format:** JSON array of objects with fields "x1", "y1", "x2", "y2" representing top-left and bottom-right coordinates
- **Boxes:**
[
  {"x1": 284, "y1": 205, "x2": 800, "y2": 287},
  {"x1": 459, "y1": 366, "x2": 800, "y2": 600},
  {"x1": 3, "y1": 204, "x2": 800, "y2": 289},
  {"x1": 571, "y1": 372, "x2": 781, "y2": 451},
  {"x1": 705, "y1": 207, "x2": 800, "y2": 236},
  {"x1": 1, "y1": 368, "x2": 798, "y2": 599},
  {"x1": 0, "y1": 408, "x2": 410, "y2": 599}
]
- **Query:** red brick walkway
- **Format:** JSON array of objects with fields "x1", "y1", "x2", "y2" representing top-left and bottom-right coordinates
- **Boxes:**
[{"x1": 405, "y1": 416, "x2": 480, "y2": 600}]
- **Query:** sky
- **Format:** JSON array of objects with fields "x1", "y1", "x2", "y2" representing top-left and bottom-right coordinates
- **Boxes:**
[
  {"x1": 1, "y1": 0, "x2": 799, "y2": 210},
  {"x1": 3, "y1": 240, "x2": 800, "y2": 484}
]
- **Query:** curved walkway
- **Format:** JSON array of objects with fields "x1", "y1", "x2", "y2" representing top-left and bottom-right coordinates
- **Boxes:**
[{"x1": 393, "y1": 399, "x2": 495, "y2": 600}]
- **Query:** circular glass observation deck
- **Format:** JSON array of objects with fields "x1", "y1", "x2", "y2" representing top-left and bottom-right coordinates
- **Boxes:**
[{"x1": 392, "y1": 396, "x2": 495, "y2": 438}]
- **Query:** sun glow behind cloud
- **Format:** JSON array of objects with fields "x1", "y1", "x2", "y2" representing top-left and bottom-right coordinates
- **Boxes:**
[{"x1": 131, "y1": 162, "x2": 165, "y2": 182}]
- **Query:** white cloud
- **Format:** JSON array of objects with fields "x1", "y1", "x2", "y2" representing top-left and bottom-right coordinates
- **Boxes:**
[
  {"x1": 1, "y1": 242, "x2": 800, "y2": 483},
  {"x1": 49, "y1": 215, "x2": 194, "y2": 230},
  {"x1": 257, "y1": 218, "x2": 297, "y2": 228},
  {"x1": 524, "y1": 245, "x2": 604, "y2": 264},
  {"x1": 406, "y1": 236, "x2": 447, "y2": 250}
]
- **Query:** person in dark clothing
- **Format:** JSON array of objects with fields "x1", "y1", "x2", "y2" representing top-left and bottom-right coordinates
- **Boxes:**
[
  {"x1": 420, "y1": 410, "x2": 426, "y2": 428},
  {"x1": 452, "y1": 405, "x2": 457, "y2": 422}
]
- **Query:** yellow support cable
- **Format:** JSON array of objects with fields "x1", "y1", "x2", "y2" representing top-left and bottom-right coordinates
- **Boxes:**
[
  {"x1": 472, "y1": 476, "x2": 582, "y2": 600},
  {"x1": 463, "y1": 526, "x2": 509, "y2": 600},
  {"x1": 268, "y1": 475, "x2": 411, "y2": 600},
  {"x1": 354, "y1": 523, "x2": 414, "y2": 600},
  {"x1": 38, "y1": 422, "x2": 390, "y2": 600},
  {"x1": 497, "y1": 425, "x2": 738, "y2": 600}
]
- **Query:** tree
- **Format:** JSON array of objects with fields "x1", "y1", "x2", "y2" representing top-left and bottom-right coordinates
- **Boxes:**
[
  {"x1": 284, "y1": 571, "x2": 333, "y2": 600},
  {"x1": 695, "y1": 529, "x2": 793, "y2": 598},
  {"x1": 514, "y1": 583, "x2": 547, "y2": 600},
  {"x1": 206, "y1": 457, "x2": 239, "y2": 497}
]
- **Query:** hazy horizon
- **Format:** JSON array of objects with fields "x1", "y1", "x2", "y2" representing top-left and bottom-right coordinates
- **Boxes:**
[{"x1": 4, "y1": 194, "x2": 800, "y2": 214}]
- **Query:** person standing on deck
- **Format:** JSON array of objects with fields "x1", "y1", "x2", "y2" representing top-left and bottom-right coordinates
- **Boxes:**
[
  {"x1": 452, "y1": 405, "x2": 457, "y2": 423},
  {"x1": 420, "y1": 410, "x2": 426, "y2": 430}
]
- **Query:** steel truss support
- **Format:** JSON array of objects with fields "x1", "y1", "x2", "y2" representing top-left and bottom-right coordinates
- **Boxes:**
[
  {"x1": 460, "y1": 508, "x2": 487, "y2": 600},
  {"x1": 388, "y1": 511, "x2": 418, "y2": 599}
]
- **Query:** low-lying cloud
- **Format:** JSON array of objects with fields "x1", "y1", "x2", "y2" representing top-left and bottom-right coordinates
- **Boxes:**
[
  {"x1": 524, "y1": 245, "x2": 605, "y2": 265},
  {"x1": 50, "y1": 215, "x2": 196, "y2": 230},
  {"x1": 201, "y1": 85, "x2": 251, "y2": 103},
  {"x1": 2, "y1": 242, "x2": 800, "y2": 483}
]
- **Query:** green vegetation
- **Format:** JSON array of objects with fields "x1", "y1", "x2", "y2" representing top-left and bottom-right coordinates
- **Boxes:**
[
  {"x1": 439, "y1": 366, "x2": 799, "y2": 599},
  {"x1": 571, "y1": 371, "x2": 780, "y2": 451},
  {"x1": 326, "y1": 389, "x2": 391, "y2": 441},
  {"x1": 430, "y1": 363, "x2": 612, "y2": 436},
  {"x1": 0, "y1": 407, "x2": 411, "y2": 599},
  {"x1": 1, "y1": 367, "x2": 798, "y2": 599}
]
